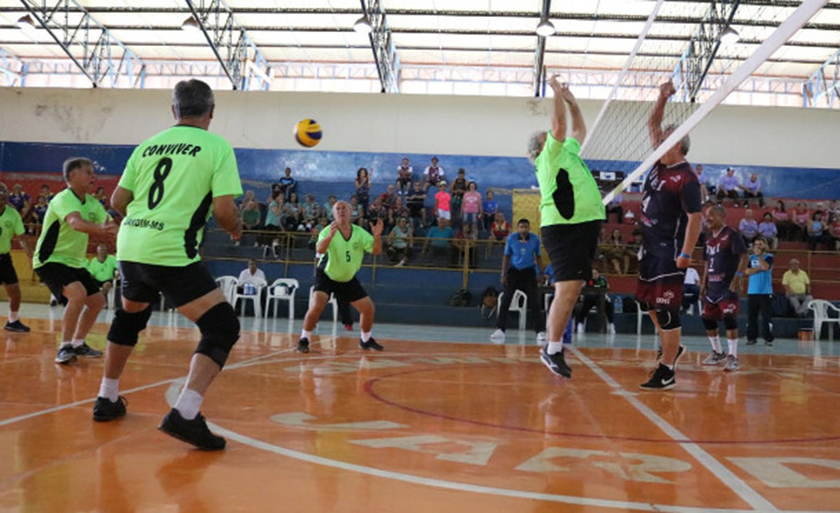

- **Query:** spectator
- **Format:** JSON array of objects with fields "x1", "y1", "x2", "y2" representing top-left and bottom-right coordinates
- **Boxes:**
[
  {"x1": 276, "y1": 167, "x2": 296, "y2": 202},
  {"x1": 461, "y1": 181, "x2": 482, "y2": 232},
  {"x1": 396, "y1": 157, "x2": 413, "y2": 196},
  {"x1": 386, "y1": 217, "x2": 413, "y2": 266},
  {"x1": 388, "y1": 196, "x2": 410, "y2": 232},
  {"x1": 758, "y1": 212, "x2": 778, "y2": 249},
  {"x1": 367, "y1": 197, "x2": 387, "y2": 230},
  {"x1": 355, "y1": 167, "x2": 371, "y2": 216},
  {"x1": 490, "y1": 218, "x2": 546, "y2": 343},
  {"x1": 379, "y1": 184, "x2": 398, "y2": 210},
  {"x1": 744, "y1": 237, "x2": 774, "y2": 346},
  {"x1": 738, "y1": 208, "x2": 759, "y2": 244},
  {"x1": 791, "y1": 201, "x2": 810, "y2": 241},
  {"x1": 8, "y1": 184, "x2": 31, "y2": 218},
  {"x1": 95, "y1": 187, "x2": 109, "y2": 208},
  {"x1": 450, "y1": 168, "x2": 468, "y2": 223},
  {"x1": 434, "y1": 180, "x2": 452, "y2": 222},
  {"x1": 302, "y1": 193, "x2": 321, "y2": 230},
  {"x1": 260, "y1": 191, "x2": 284, "y2": 258},
  {"x1": 284, "y1": 192, "x2": 303, "y2": 231},
  {"x1": 739, "y1": 172, "x2": 764, "y2": 208},
  {"x1": 574, "y1": 268, "x2": 615, "y2": 334},
  {"x1": 696, "y1": 164, "x2": 713, "y2": 201},
  {"x1": 349, "y1": 195, "x2": 364, "y2": 227},
  {"x1": 236, "y1": 259, "x2": 268, "y2": 312},
  {"x1": 830, "y1": 214, "x2": 840, "y2": 251},
  {"x1": 682, "y1": 266, "x2": 701, "y2": 314},
  {"x1": 716, "y1": 167, "x2": 740, "y2": 205},
  {"x1": 605, "y1": 192, "x2": 623, "y2": 223},
  {"x1": 806, "y1": 211, "x2": 830, "y2": 251},
  {"x1": 422, "y1": 218, "x2": 455, "y2": 266},
  {"x1": 489, "y1": 212, "x2": 511, "y2": 242},
  {"x1": 453, "y1": 222, "x2": 478, "y2": 267},
  {"x1": 482, "y1": 190, "x2": 498, "y2": 232},
  {"x1": 771, "y1": 200, "x2": 793, "y2": 241},
  {"x1": 308, "y1": 217, "x2": 329, "y2": 250},
  {"x1": 782, "y1": 259, "x2": 812, "y2": 318},
  {"x1": 405, "y1": 181, "x2": 427, "y2": 230},
  {"x1": 827, "y1": 199, "x2": 840, "y2": 223},
  {"x1": 423, "y1": 157, "x2": 445, "y2": 191},
  {"x1": 86, "y1": 244, "x2": 118, "y2": 298},
  {"x1": 323, "y1": 195, "x2": 337, "y2": 222},
  {"x1": 604, "y1": 228, "x2": 631, "y2": 275},
  {"x1": 240, "y1": 198, "x2": 262, "y2": 247},
  {"x1": 40, "y1": 183, "x2": 55, "y2": 203},
  {"x1": 31, "y1": 194, "x2": 49, "y2": 233}
]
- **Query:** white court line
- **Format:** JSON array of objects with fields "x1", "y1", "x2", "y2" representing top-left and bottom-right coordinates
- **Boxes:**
[{"x1": 569, "y1": 347, "x2": 778, "y2": 512}]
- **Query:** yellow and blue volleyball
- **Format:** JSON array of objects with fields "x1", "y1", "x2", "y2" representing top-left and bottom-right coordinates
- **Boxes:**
[{"x1": 294, "y1": 118, "x2": 322, "y2": 148}]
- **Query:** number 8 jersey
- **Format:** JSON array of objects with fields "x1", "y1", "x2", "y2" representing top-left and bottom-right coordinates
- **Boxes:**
[{"x1": 118, "y1": 126, "x2": 243, "y2": 266}]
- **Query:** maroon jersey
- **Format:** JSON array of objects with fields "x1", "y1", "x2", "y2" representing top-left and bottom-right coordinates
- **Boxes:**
[
  {"x1": 640, "y1": 160, "x2": 702, "y2": 260},
  {"x1": 704, "y1": 225, "x2": 747, "y2": 303}
]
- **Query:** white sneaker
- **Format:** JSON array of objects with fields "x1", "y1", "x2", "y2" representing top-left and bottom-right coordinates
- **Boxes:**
[
  {"x1": 576, "y1": 323, "x2": 585, "y2": 334},
  {"x1": 490, "y1": 329, "x2": 505, "y2": 342},
  {"x1": 536, "y1": 332, "x2": 547, "y2": 344},
  {"x1": 608, "y1": 323, "x2": 616, "y2": 335}
]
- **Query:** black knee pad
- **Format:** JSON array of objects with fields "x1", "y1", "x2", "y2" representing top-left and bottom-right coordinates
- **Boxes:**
[
  {"x1": 702, "y1": 317, "x2": 719, "y2": 332},
  {"x1": 108, "y1": 306, "x2": 153, "y2": 347},
  {"x1": 195, "y1": 302, "x2": 240, "y2": 368},
  {"x1": 656, "y1": 309, "x2": 681, "y2": 331},
  {"x1": 723, "y1": 316, "x2": 738, "y2": 331}
]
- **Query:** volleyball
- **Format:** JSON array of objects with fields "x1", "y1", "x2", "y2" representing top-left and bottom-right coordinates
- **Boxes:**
[{"x1": 294, "y1": 118, "x2": 322, "y2": 148}]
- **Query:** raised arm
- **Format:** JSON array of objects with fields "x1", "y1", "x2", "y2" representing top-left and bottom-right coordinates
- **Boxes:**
[
  {"x1": 649, "y1": 81, "x2": 676, "y2": 149},
  {"x1": 561, "y1": 86, "x2": 586, "y2": 144},
  {"x1": 547, "y1": 75, "x2": 567, "y2": 140}
]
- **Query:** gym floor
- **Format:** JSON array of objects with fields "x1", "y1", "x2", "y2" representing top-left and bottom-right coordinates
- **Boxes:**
[{"x1": 1, "y1": 305, "x2": 839, "y2": 512}]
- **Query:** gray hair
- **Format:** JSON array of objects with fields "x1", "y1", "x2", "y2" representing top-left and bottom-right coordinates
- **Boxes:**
[
  {"x1": 527, "y1": 131, "x2": 546, "y2": 163},
  {"x1": 663, "y1": 124, "x2": 690, "y2": 156},
  {"x1": 62, "y1": 157, "x2": 94, "y2": 181},
  {"x1": 172, "y1": 79, "x2": 214, "y2": 118}
]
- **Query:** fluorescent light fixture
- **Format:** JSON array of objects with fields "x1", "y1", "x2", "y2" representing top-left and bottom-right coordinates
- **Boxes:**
[
  {"x1": 721, "y1": 26, "x2": 739, "y2": 45},
  {"x1": 16, "y1": 15, "x2": 36, "y2": 32},
  {"x1": 181, "y1": 16, "x2": 201, "y2": 32},
  {"x1": 536, "y1": 19, "x2": 556, "y2": 37},
  {"x1": 354, "y1": 16, "x2": 373, "y2": 34}
]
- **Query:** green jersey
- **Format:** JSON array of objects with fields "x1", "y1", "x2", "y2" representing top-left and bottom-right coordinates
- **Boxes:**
[
  {"x1": 317, "y1": 225, "x2": 374, "y2": 282},
  {"x1": 535, "y1": 132, "x2": 605, "y2": 227},
  {"x1": 86, "y1": 254, "x2": 118, "y2": 282},
  {"x1": 117, "y1": 125, "x2": 243, "y2": 266},
  {"x1": 0, "y1": 206, "x2": 24, "y2": 254},
  {"x1": 33, "y1": 189, "x2": 108, "y2": 269}
]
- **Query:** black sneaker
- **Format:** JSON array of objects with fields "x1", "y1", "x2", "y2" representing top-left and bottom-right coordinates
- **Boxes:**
[
  {"x1": 746, "y1": 339, "x2": 757, "y2": 346},
  {"x1": 297, "y1": 337, "x2": 310, "y2": 353},
  {"x1": 158, "y1": 408, "x2": 226, "y2": 451},
  {"x1": 540, "y1": 346, "x2": 572, "y2": 378},
  {"x1": 765, "y1": 339, "x2": 773, "y2": 347},
  {"x1": 655, "y1": 344, "x2": 686, "y2": 368},
  {"x1": 93, "y1": 396, "x2": 128, "y2": 422},
  {"x1": 4, "y1": 320, "x2": 30, "y2": 332},
  {"x1": 360, "y1": 338, "x2": 384, "y2": 351},
  {"x1": 640, "y1": 363, "x2": 676, "y2": 390},
  {"x1": 55, "y1": 346, "x2": 77, "y2": 364},
  {"x1": 74, "y1": 343, "x2": 103, "y2": 358}
]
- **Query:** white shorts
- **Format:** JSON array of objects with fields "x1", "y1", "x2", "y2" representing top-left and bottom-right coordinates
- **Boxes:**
[{"x1": 438, "y1": 210, "x2": 451, "y2": 220}]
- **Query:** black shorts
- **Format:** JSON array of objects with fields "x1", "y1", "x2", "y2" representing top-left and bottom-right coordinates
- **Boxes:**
[
  {"x1": 0, "y1": 253, "x2": 19, "y2": 285},
  {"x1": 35, "y1": 262, "x2": 101, "y2": 302},
  {"x1": 542, "y1": 220, "x2": 602, "y2": 282},
  {"x1": 313, "y1": 268, "x2": 368, "y2": 303},
  {"x1": 119, "y1": 261, "x2": 218, "y2": 308}
]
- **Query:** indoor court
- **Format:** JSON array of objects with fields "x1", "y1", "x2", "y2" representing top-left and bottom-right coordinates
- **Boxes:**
[{"x1": 2, "y1": 309, "x2": 839, "y2": 512}]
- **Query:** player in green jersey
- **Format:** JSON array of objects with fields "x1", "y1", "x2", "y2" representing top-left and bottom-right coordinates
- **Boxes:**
[
  {"x1": 0, "y1": 189, "x2": 33, "y2": 332},
  {"x1": 85, "y1": 243, "x2": 118, "y2": 299},
  {"x1": 92, "y1": 79, "x2": 243, "y2": 451},
  {"x1": 33, "y1": 158, "x2": 118, "y2": 364},
  {"x1": 297, "y1": 200, "x2": 383, "y2": 353},
  {"x1": 527, "y1": 76, "x2": 605, "y2": 379}
]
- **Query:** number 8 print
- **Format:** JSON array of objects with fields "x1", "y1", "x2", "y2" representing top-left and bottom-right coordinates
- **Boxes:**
[{"x1": 148, "y1": 157, "x2": 173, "y2": 210}]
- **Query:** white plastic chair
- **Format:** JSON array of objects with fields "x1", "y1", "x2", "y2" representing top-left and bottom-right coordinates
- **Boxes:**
[
  {"x1": 496, "y1": 290, "x2": 527, "y2": 330},
  {"x1": 265, "y1": 279, "x2": 299, "y2": 320},
  {"x1": 309, "y1": 286, "x2": 338, "y2": 323},
  {"x1": 809, "y1": 299, "x2": 840, "y2": 341},
  {"x1": 635, "y1": 300, "x2": 653, "y2": 336},
  {"x1": 234, "y1": 281, "x2": 267, "y2": 318},
  {"x1": 215, "y1": 276, "x2": 238, "y2": 304}
]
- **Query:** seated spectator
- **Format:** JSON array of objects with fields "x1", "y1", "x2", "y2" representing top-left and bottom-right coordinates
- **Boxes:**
[
  {"x1": 31, "y1": 194, "x2": 49, "y2": 232},
  {"x1": 259, "y1": 191, "x2": 285, "y2": 258},
  {"x1": 275, "y1": 167, "x2": 296, "y2": 202},
  {"x1": 716, "y1": 167, "x2": 740, "y2": 205},
  {"x1": 738, "y1": 209, "x2": 759, "y2": 243},
  {"x1": 323, "y1": 195, "x2": 337, "y2": 222},
  {"x1": 40, "y1": 183, "x2": 55, "y2": 203},
  {"x1": 574, "y1": 268, "x2": 615, "y2": 335},
  {"x1": 423, "y1": 156, "x2": 445, "y2": 191},
  {"x1": 379, "y1": 183, "x2": 398, "y2": 210},
  {"x1": 236, "y1": 259, "x2": 268, "y2": 312},
  {"x1": 806, "y1": 211, "x2": 830, "y2": 251},
  {"x1": 367, "y1": 197, "x2": 388, "y2": 230},
  {"x1": 355, "y1": 167, "x2": 371, "y2": 215},
  {"x1": 434, "y1": 180, "x2": 452, "y2": 222},
  {"x1": 782, "y1": 259, "x2": 812, "y2": 318},
  {"x1": 388, "y1": 196, "x2": 410, "y2": 233},
  {"x1": 95, "y1": 187, "x2": 109, "y2": 208},
  {"x1": 284, "y1": 192, "x2": 304, "y2": 231},
  {"x1": 682, "y1": 266, "x2": 701, "y2": 315},
  {"x1": 758, "y1": 212, "x2": 778, "y2": 249},
  {"x1": 396, "y1": 157, "x2": 413, "y2": 196},
  {"x1": 739, "y1": 172, "x2": 764, "y2": 208},
  {"x1": 386, "y1": 217, "x2": 413, "y2": 266},
  {"x1": 405, "y1": 181, "x2": 427, "y2": 230},
  {"x1": 8, "y1": 184, "x2": 31, "y2": 219},
  {"x1": 453, "y1": 222, "x2": 478, "y2": 267},
  {"x1": 461, "y1": 181, "x2": 482, "y2": 232},
  {"x1": 309, "y1": 217, "x2": 329, "y2": 250},
  {"x1": 450, "y1": 169, "x2": 468, "y2": 223},
  {"x1": 830, "y1": 215, "x2": 840, "y2": 251},
  {"x1": 771, "y1": 200, "x2": 794, "y2": 241},
  {"x1": 489, "y1": 212, "x2": 510, "y2": 241},
  {"x1": 605, "y1": 192, "x2": 623, "y2": 224},
  {"x1": 482, "y1": 190, "x2": 498, "y2": 232},
  {"x1": 349, "y1": 195, "x2": 365, "y2": 227},
  {"x1": 603, "y1": 228, "x2": 631, "y2": 275},
  {"x1": 792, "y1": 201, "x2": 811, "y2": 241},
  {"x1": 302, "y1": 193, "x2": 321, "y2": 230},
  {"x1": 696, "y1": 164, "x2": 713, "y2": 202},
  {"x1": 240, "y1": 197, "x2": 262, "y2": 246},
  {"x1": 86, "y1": 244, "x2": 118, "y2": 298},
  {"x1": 827, "y1": 199, "x2": 840, "y2": 223},
  {"x1": 422, "y1": 218, "x2": 455, "y2": 266}
]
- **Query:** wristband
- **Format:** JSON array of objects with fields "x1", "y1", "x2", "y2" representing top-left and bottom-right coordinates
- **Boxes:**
[{"x1": 679, "y1": 252, "x2": 691, "y2": 259}]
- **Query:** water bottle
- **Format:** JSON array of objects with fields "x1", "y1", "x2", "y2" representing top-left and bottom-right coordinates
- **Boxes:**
[
  {"x1": 614, "y1": 295, "x2": 623, "y2": 314},
  {"x1": 245, "y1": 283, "x2": 255, "y2": 296}
]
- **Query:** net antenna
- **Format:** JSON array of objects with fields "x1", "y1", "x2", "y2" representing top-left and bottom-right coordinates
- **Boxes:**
[{"x1": 593, "y1": 0, "x2": 828, "y2": 206}]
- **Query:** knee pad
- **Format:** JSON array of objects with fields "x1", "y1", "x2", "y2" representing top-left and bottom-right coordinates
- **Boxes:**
[
  {"x1": 702, "y1": 317, "x2": 719, "y2": 332},
  {"x1": 195, "y1": 302, "x2": 240, "y2": 368},
  {"x1": 108, "y1": 306, "x2": 153, "y2": 347},
  {"x1": 723, "y1": 316, "x2": 738, "y2": 331},
  {"x1": 656, "y1": 309, "x2": 682, "y2": 331}
]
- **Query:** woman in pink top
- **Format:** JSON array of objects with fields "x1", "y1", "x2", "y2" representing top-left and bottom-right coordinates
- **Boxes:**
[
  {"x1": 792, "y1": 202, "x2": 810, "y2": 242},
  {"x1": 461, "y1": 181, "x2": 483, "y2": 231},
  {"x1": 771, "y1": 199, "x2": 794, "y2": 241},
  {"x1": 434, "y1": 180, "x2": 452, "y2": 221}
]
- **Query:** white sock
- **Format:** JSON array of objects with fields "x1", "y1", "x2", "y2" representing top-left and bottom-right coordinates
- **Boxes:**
[
  {"x1": 71, "y1": 338, "x2": 85, "y2": 348},
  {"x1": 709, "y1": 335, "x2": 722, "y2": 353},
  {"x1": 663, "y1": 363, "x2": 674, "y2": 370},
  {"x1": 60, "y1": 341, "x2": 73, "y2": 349},
  {"x1": 99, "y1": 378, "x2": 120, "y2": 402},
  {"x1": 174, "y1": 388, "x2": 203, "y2": 420},
  {"x1": 547, "y1": 341, "x2": 563, "y2": 355},
  {"x1": 361, "y1": 331, "x2": 372, "y2": 342},
  {"x1": 301, "y1": 329, "x2": 313, "y2": 340},
  {"x1": 727, "y1": 338, "x2": 738, "y2": 358},
  {"x1": 8, "y1": 311, "x2": 18, "y2": 322}
]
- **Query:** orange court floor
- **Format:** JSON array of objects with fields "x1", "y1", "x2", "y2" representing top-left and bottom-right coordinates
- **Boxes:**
[{"x1": 1, "y1": 307, "x2": 840, "y2": 513}]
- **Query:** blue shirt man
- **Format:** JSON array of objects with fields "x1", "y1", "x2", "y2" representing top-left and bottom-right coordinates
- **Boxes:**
[
  {"x1": 745, "y1": 237, "x2": 775, "y2": 345},
  {"x1": 504, "y1": 230, "x2": 541, "y2": 270},
  {"x1": 747, "y1": 248, "x2": 773, "y2": 294}
]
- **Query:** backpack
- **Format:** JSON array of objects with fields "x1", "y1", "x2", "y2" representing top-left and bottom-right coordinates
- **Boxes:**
[
  {"x1": 480, "y1": 286, "x2": 499, "y2": 310},
  {"x1": 448, "y1": 289, "x2": 472, "y2": 307}
]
